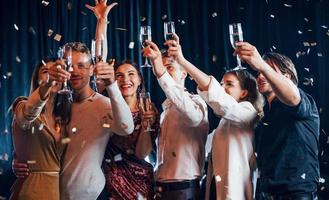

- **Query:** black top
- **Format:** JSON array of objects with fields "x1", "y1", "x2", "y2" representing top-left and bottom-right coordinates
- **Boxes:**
[{"x1": 255, "y1": 88, "x2": 320, "y2": 194}]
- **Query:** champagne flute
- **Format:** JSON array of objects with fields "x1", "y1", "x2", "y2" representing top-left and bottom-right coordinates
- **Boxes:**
[
  {"x1": 139, "y1": 91, "x2": 154, "y2": 132},
  {"x1": 229, "y1": 23, "x2": 246, "y2": 70},
  {"x1": 140, "y1": 26, "x2": 152, "y2": 68},
  {"x1": 57, "y1": 46, "x2": 72, "y2": 94},
  {"x1": 91, "y1": 38, "x2": 105, "y2": 90},
  {"x1": 164, "y1": 21, "x2": 175, "y2": 41}
]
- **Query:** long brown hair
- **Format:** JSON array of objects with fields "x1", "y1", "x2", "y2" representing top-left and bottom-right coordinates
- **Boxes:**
[{"x1": 226, "y1": 70, "x2": 264, "y2": 118}]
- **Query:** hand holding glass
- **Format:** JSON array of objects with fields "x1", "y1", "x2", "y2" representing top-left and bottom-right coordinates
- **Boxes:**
[
  {"x1": 57, "y1": 46, "x2": 72, "y2": 94},
  {"x1": 139, "y1": 92, "x2": 155, "y2": 132},
  {"x1": 164, "y1": 21, "x2": 175, "y2": 41}
]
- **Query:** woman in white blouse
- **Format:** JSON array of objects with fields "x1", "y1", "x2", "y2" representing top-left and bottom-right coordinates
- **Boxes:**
[{"x1": 163, "y1": 33, "x2": 264, "y2": 200}]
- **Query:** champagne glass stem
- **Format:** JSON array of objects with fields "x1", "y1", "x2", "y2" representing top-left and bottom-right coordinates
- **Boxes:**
[{"x1": 236, "y1": 55, "x2": 242, "y2": 67}]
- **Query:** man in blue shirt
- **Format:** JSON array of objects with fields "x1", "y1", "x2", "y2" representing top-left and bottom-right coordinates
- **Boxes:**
[{"x1": 235, "y1": 42, "x2": 319, "y2": 200}]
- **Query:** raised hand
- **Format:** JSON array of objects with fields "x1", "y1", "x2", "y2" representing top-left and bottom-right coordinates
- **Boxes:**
[
  {"x1": 94, "y1": 59, "x2": 116, "y2": 86},
  {"x1": 165, "y1": 33, "x2": 185, "y2": 63},
  {"x1": 234, "y1": 41, "x2": 267, "y2": 72},
  {"x1": 142, "y1": 40, "x2": 162, "y2": 62},
  {"x1": 48, "y1": 60, "x2": 71, "y2": 84},
  {"x1": 85, "y1": 0, "x2": 118, "y2": 20}
]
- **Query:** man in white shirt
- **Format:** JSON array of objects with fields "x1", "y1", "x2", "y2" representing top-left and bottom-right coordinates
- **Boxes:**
[{"x1": 143, "y1": 41, "x2": 209, "y2": 200}]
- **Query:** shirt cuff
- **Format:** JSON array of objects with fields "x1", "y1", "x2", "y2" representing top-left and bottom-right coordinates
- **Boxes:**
[{"x1": 157, "y1": 71, "x2": 179, "y2": 90}]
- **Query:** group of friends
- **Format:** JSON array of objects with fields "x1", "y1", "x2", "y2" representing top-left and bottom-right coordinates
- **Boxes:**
[{"x1": 9, "y1": 1, "x2": 320, "y2": 200}]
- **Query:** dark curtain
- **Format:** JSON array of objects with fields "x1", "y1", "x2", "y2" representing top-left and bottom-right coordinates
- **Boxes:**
[{"x1": 1, "y1": 0, "x2": 329, "y2": 198}]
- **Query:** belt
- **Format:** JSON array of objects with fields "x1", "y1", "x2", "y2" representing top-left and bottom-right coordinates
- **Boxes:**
[
  {"x1": 155, "y1": 179, "x2": 200, "y2": 191},
  {"x1": 258, "y1": 191, "x2": 317, "y2": 200}
]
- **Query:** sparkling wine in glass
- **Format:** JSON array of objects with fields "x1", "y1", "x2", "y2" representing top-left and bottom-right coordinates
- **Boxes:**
[
  {"x1": 91, "y1": 38, "x2": 105, "y2": 89},
  {"x1": 140, "y1": 26, "x2": 152, "y2": 68},
  {"x1": 57, "y1": 46, "x2": 72, "y2": 94},
  {"x1": 229, "y1": 23, "x2": 246, "y2": 70},
  {"x1": 139, "y1": 91, "x2": 154, "y2": 132},
  {"x1": 164, "y1": 21, "x2": 175, "y2": 41}
]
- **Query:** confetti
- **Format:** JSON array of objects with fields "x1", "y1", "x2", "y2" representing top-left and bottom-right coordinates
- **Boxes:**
[
  {"x1": 3, "y1": 75, "x2": 7, "y2": 79},
  {"x1": 239, "y1": 7, "x2": 245, "y2": 10},
  {"x1": 0, "y1": 168, "x2": 3, "y2": 175},
  {"x1": 310, "y1": 42, "x2": 317, "y2": 46},
  {"x1": 326, "y1": 31, "x2": 329, "y2": 36},
  {"x1": 128, "y1": 42, "x2": 135, "y2": 49},
  {"x1": 61, "y1": 137, "x2": 71, "y2": 144},
  {"x1": 71, "y1": 127, "x2": 77, "y2": 133},
  {"x1": 263, "y1": 122, "x2": 269, "y2": 126},
  {"x1": 327, "y1": 136, "x2": 329, "y2": 144},
  {"x1": 304, "y1": 18, "x2": 309, "y2": 22},
  {"x1": 104, "y1": 158, "x2": 111, "y2": 163},
  {"x1": 161, "y1": 15, "x2": 167, "y2": 20},
  {"x1": 303, "y1": 42, "x2": 310, "y2": 47},
  {"x1": 41, "y1": 60, "x2": 46, "y2": 66},
  {"x1": 67, "y1": 1, "x2": 72, "y2": 10},
  {"x1": 307, "y1": 29, "x2": 312, "y2": 32},
  {"x1": 54, "y1": 34, "x2": 62, "y2": 42},
  {"x1": 179, "y1": 20, "x2": 186, "y2": 25},
  {"x1": 321, "y1": 151, "x2": 324, "y2": 156},
  {"x1": 6, "y1": 72, "x2": 12, "y2": 77},
  {"x1": 140, "y1": 16, "x2": 146, "y2": 22},
  {"x1": 114, "y1": 154, "x2": 122, "y2": 162},
  {"x1": 102, "y1": 123, "x2": 111, "y2": 128},
  {"x1": 319, "y1": 108, "x2": 323, "y2": 113},
  {"x1": 270, "y1": 14, "x2": 275, "y2": 18},
  {"x1": 0, "y1": 153, "x2": 9, "y2": 161},
  {"x1": 81, "y1": 11, "x2": 87, "y2": 15},
  {"x1": 321, "y1": 25, "x2": 328, "y2": 29},
  {"x1": 320, "y1": 186, "x2": 325, "y2": 191},
  {"x1": 212, "y1": 12, "x2": 218, "y2": 18},
  {"x1": 29, "y1": 26, "x2": 36, "y2": 35},
  {"x1": 16, "y1": 56, "x2": 21, "y2": 63},
  {"x1": 307, "y1": 48, "x2": 310, "y2": 55},
  {"x1": 300, "y1": 173, "x2": 306, "y2": 179},
  {"x1": 319, "y1": 178, "x2": 325, "y2": 183},
  {"x1": 303, "y1": 78, "x2": 313, "y2": 86},
  {"x1": 317, "y1": 53, "x2": 323, "y2": 57},
  {"x1": 47, "y1": 29, "x2": 54, "y2": 37},
  {"x1": 212, "y1": 55, "x2": 217, "y2": 62},
  {"x1": 272, "y1": 45, "x2": 276, "y2": 50},
  {"x1": 27, "y1": 160, "x2": 36, "y2": 164},
  {"x1": 41, "y1": 0, "x2": 50, "y2": 6},
  {"x1": 14, "y1": 24, "x2": 19, "y2": 31},
  {"x1": 215, "y1": 175, "x2": 222, "y2": 182},
  {"x1": 304, "y1": 68, "x2": 310, "y2": 72},
  {"x1": 115, "y1": 28, "x2": 128, "y2": 31},
  {"x1": 283, "y1": 4, "x2": 293, "y2": 7},
  {"x1": 31, "y1": 126, "x2": 35, "y2": 134},
  {"x1": 298, "y1": 30, "x2": 303, "y2": 34},
  {"x1": 82, "y1": 27, "x2": 87, "y2": 31},
  {"x1": 137, "y1": 193, "x2": 146, "y2": 200}
]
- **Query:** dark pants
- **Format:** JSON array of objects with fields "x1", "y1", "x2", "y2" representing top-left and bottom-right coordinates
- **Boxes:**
[
  {"x1": 155, "y1": 179, "x2": 200, "y2": 200},
  {"x1": 256, "y1": 191, "x2": 318, "y2": 200}
]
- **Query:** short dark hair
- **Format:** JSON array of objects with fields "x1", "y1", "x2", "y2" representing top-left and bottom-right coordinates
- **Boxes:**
[{"x1": 262, "y1": 52, "x2": 298, "y2": 85}]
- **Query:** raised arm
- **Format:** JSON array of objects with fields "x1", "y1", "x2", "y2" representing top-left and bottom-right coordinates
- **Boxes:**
[
  {"x1": 142, "y1": 40, "x2": 207, "y2": 127},
  {"x1": 235, "y1": 42, "x2": 300, "y2": 106},
  {"x1": 166, "y1": 33, "x2": 211, "y2": 91},
  {"x1": 95, "y1": 60, "x2": 134, "y2": 135},
  {"x1": 86, "y1": 0, "x2": 118, "y2": 61}
]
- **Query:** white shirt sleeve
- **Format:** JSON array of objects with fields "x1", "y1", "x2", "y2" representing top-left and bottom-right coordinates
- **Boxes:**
[
  {"x1": 158, "y1": 72, "x2": 207, "y2": 127},
  {"x1": 105, "y1": 81, "x2": 134, "y2": 135},
  {"x1": 198, "y1": 76, "x2": 257, "y2": 125},
  {"x1": 14, "y1": 88, "x2": 48, "y2": 129}
]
